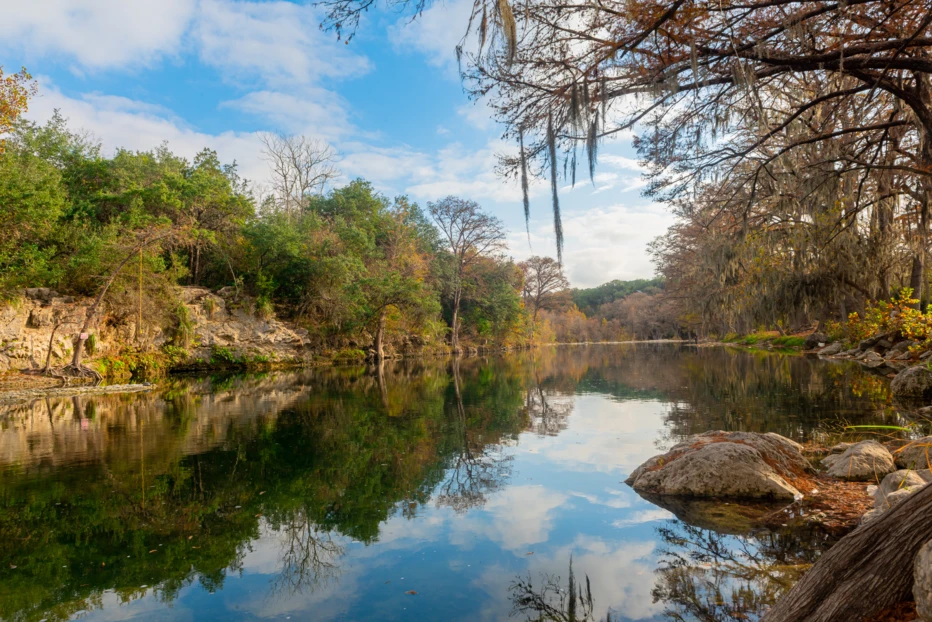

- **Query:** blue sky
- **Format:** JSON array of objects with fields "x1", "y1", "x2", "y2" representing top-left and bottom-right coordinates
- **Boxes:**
[{"x1": 0, "y1": 0, "x2": 673, "y2": 287}]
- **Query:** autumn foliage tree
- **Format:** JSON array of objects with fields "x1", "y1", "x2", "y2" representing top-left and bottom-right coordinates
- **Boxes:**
[
  {"x1": 519, "y1": 255, "x2": 569, "y2": 322},
  {"x1": 0, "y1": 67, "x2": 35, "y2": 153}
]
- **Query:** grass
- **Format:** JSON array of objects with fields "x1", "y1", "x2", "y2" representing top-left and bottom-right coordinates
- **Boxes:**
[{"x1": 772, "y1": 336, "x2": 806, "y2": 347}]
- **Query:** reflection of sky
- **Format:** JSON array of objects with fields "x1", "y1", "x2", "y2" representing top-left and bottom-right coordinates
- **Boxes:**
[{"x1": 76, "y1": 390, "x2": 701, "y2": 620}]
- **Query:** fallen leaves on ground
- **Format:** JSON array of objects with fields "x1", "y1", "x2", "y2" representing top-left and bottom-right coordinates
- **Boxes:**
[{"x1": 861, "y1": 601, "x2": 918, "y2": 622}]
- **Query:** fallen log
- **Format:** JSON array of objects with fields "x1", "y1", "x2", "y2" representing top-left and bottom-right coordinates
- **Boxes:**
[{"x1": 763, "y1": 480, "x2": 932, "y2": 621}]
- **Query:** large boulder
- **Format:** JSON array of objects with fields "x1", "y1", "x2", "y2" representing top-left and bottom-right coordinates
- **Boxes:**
[
  {"x1": 891, "y1": 366, "x2": 932, "y2": 400},
  {"x1": 894, "y1": 437, "x2": 932, "y2": 469},
  {"x1": 804, "y1": 332, "x2": 829, "y2": 349},
  {"x1": 625, "y1": 431, "x2": 811, "y2": 501},
  {"x1": 824, "y1": 440, "x2": 896, "y2": 481},
  {"x1": 915, "y1": 540, "x2": 932, "y2": 621}
]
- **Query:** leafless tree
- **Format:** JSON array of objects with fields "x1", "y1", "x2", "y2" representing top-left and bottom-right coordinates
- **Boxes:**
[
  {"x1": 259, "y1": 132, "x2": 340, "y2": 214},
  {"x1": 428, "y1": 196, "x2": 507, "y2": 352}
]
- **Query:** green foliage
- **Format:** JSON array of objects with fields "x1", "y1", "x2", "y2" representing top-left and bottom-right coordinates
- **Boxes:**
[
  {"x1": 771, "y1": 336, "x2": 805, "y2": 348},
  {"x1": 0, "y1": 115, "x2": 533, "y2": 357},
  {"x1": 333, "y1": 348, "x2": 366, "y2": 361},
  {"x1": 210, "y1": 346, "x2": 242, "y2": 366},
  {"x1": 174, "y1": 304, "x2": 194, "y2": 348}
]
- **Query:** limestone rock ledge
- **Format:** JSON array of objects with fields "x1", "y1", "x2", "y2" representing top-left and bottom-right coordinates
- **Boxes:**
[{"x1": 0, "y1": 286, "x2": 313, "y2": 372}]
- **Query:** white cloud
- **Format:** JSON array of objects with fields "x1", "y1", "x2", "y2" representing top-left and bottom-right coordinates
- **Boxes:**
[
  {"x1": 387, "y1": 0, "x2": 473, "y2": 75},
  {"x1": 0, "y1": 0, "x2": 195, "y2": 69},
  {"x1": 458, "y1": 101, "x2": 496, "y2": 131},
  {"x1": 221, "y1": 89, "x2": 354, "y2": 139},
  {"x1": 449, "y1": 485, "x2": 568, "y2": 552},
  {"x1": 470, "y1": 537, "x2": 662, "y2": 621},
  {"x1": 29, "y1": 80, "x2": 271, "y2": 185},
  {"x1": 193, "y1": 0, "x2": 371, "y2": 87},
  {"x1": 508, "y1": 202, "x2": 672, "y2": 287},
  {"x1": 601, "y1": 154, "x2": 645, "y2": 171}
]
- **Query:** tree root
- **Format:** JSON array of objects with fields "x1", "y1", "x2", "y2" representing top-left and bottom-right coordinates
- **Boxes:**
[
  {"x1": 763, "y1": 482, "x2": 932, "y2": 621},
  {"x1": 40, "y1": 364, "x2": 102, "y2": 386}
]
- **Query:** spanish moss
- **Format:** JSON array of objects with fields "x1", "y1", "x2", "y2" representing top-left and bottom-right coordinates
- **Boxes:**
[{"x1": 547, "y1": 113, "x2": 564, "y2": 262}]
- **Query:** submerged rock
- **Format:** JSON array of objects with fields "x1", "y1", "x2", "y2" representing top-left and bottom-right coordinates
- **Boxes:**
[
  {"x1": 824, "y1": 440, "x2": 895, "y2": 481},
  {"x1": 625, "y1": 431, "x2": 810, "y2": 501},
  {"x1": 891, "y1": 366, "x2": 932, "y2": 400}
]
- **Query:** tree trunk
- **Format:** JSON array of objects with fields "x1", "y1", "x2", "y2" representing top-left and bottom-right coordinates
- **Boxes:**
[
  {"x1": 763, "y1": 482, "x2": 932, "y2": 622},
  {"x1": 451, "y1": 287, "x2": 462, "y2": 354},
  {"x1": 374, "y1": 309, "x2": 386, "y2": 361},
  {"x1": 910, "y1": 253, "x2": 924, "y2": 309},
  {"x1": 71, "y1": 232, "x2": 171, "y2": 370}
]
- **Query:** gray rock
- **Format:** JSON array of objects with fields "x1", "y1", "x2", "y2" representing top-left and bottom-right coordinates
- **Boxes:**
[
  {"x1": 845, "y1": 348, "x2": 861, "y2": 356},
  {"x1": 819, "y1": 342, "x2": 844, "y2": 356},
  {"x1": 861, "y1": 350, "x2": 884, "y2": 363},
  {"x1": 878, "y1": 487, "x2": 920, "y2": 509},
  {"x1": 23, "y1": 287, "x2": 58, "y2": 303},
  {"x1": 824, "y1": 440, "x2": 896, "y2": 481},
  {"x1": 894, "y1": 437, "x2": 932, "y2": 469},
  {"x1": 804, "y1": 332, "x2": 830, "y2": 349},
  {"x1": 860, "y1": 335, "x2": 883, "y2": 350},
  {"x1": 876, "y1": 338, "x2": 894, "y2": 350},
  {"x1": 922, "y1": 350, "x2": 932, "y2": 361},
  {"x1": 873, "y1": 470, "x2": 928, "y2": 506},
  {"x1": 915, "y1": 540, "x2": 932, "y2": 621},
  {"x1": 891, "y1": 366, "x2": 932, "y2": 400},
  {"x1": 625, "y1": 431, "x2": 809, "y2": 501},
  {"x1": 891, "y1": 340, "x2": 916, "y2": 354},
  {"x1": 860, "y1": 507, "x2": 886, "y2": 525}
]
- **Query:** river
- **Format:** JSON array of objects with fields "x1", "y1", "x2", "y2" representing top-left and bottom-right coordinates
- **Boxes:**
[{"x1": 0, "y1": 344, "x2": 902, "y2": 621}]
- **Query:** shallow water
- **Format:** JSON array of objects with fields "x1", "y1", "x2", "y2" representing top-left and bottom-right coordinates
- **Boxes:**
[{"x1": 0, "y1": 344, "x2": 902, "y2": 621}]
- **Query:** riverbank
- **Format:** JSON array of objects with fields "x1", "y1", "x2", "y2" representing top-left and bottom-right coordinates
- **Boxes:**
[
  {"x1": 0, "y1": 286, "x2": 539, "y2": 382},
  {"x1": 627, "y1": 429, "x2": 932, "y2": 621}
]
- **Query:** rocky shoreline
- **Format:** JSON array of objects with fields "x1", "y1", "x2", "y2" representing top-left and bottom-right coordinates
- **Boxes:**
[
  {"x1": 0, "y1": 382, "x2": 156, "y2": 406},
  {"x1": 627, "y1": 430, "x2": 932, "y2": 620}
]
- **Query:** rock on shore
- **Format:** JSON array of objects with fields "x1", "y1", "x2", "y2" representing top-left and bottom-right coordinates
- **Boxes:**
[
  {"x1": 822, "y1": 440, "x2": 896, "y2": 481},
  {"x1": 625, "y1": 431, "x2": 812, "y2": 501}
]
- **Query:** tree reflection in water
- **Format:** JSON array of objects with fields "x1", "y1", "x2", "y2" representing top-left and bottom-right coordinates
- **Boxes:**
[
  {"x1": 651, "y1": 519, "x2": 831, "y2": 622},
  {"x1": 0, "y1": 345, "x2": 896, "y2": 621},
  {"x1": 507, "y1": 504, "x2": 833, "y2": 622},
  {"x1": 510, "y1": 559, "x2": 610, "y2": 622},
  {"x1": 435, "y1": 358, "x2": 514, "y2": 512}
]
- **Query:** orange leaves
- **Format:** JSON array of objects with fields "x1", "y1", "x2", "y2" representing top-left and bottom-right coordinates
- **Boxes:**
[{"x1": 0, "y1": 67, "x2": 36, "y2": 154}]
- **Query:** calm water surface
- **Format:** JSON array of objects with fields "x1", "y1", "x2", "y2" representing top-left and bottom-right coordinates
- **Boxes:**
[{"x1": 0, "y1": 344, "x2": 903, "y2": 621}]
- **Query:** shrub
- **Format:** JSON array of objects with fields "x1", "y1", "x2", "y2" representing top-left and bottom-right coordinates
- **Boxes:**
[{"x1": 838, "y1": 289, "x2": 932, "y2": 348}]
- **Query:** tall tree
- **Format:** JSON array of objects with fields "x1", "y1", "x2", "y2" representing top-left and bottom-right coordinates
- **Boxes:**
[
  {"x1": 519, "y1": 255, "x2": 569, "y2": 322},
  {"x1": 428, "y1": 196, "x2": 507, "y2": 352}
]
